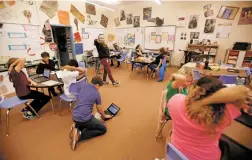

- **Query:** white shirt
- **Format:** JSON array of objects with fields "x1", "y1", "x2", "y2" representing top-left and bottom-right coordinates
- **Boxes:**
[
  {"x1": 93, "y1": 47, "x2": 99, "y2": 58},
  {"x1": 61, "y1": 70, "x2": 79, "y2": 98}
]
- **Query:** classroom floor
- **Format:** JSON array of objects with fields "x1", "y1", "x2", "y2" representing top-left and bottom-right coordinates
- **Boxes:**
[{"x1": 0, "y1": 66, "x2": 251, "y2": 160}]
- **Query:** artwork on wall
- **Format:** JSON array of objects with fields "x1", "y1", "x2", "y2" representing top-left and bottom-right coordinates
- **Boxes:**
[
  {"x1": 176, "y1": 16, "x2": 186, "y2": 27},
  {"x1": 217, "y1": 6, "x2": 239, "y2": 20},
  {"x1": 151, "y1": 32, "x2": 156, "y2": 41},
  {"x1": 23, "y1": 10, "x2": 32, "y2": 24},
  {"x1": 108, "y1": 34, "x2": 115, "y2": 42},
  {"x1": 8, "y1": 45, "x2": 27, "y2": 50},
  {"x1": 124, "y1": 33, "x2": 135, "y2": 46},
  {"x1": 143, "y1": 7, "x2": 152, "y2": 20},
  {"x1": 42, "y1": 20, "x2": 52, "y2": 42},
  {"x1": 100, "y1": 14, "x2": 108, "y2": 28},
  {"x1": 133, "y1": 16, "x2": 140, "y2": 27},
  {"x1": 216, "y1": 23, "x2": 232, "y2": 38},
  {"x1": 126, "y1": 13, "x2": 133, "y2": 24},
  {"x1": 155, "y1": 35, "x2": 161, "y2": 43},
  {"x1": 188, "y1": 15, "x2": 199, "y2": 29},
  {"x1": 6, "y1": 1, "x2": 15, "y2": 6},
  {"x1": 120, "y1": 10, "x2": 126, "y2": 21},
  {"x1": 58, "y1": 11, "x2": 70, "y2": 25},
  {"x1": 204, "y1": 4, "x2": 214, "y2": 17},
  {"x1": 114, "y1": 17, "x2": 120, "y2": 27},
  {"x1": 74, "y1": 18, "x2": 79, "y2": 31},
  {"x1": 39, "y1": 0, "x2": 58, "y2": 19},
  {"x1": 70, "y1": 4, "x2": 85, "y2": 24},
  {"x1": 162, "y1": 32, "x2": 168, "y2": 42},
  {"x1": 8, "y1": 32, "x2": 27, "y2": 38},
  {"x1": 74, "y1": 32, "x2": 82, "y2": 42},
  {"x1": 238, "y1": 7, "x2": 252, "y2": 25},
  {"x1": 180, "y1": 32, "x2": 187, "y2": 40},
  {"x1": 204, "y1": 19, "x2": 216, "y2": 33},
  {"x1": 86, "y1": 3, "x2": 96, "y2": 15},
  {"x1": 190, "y1": 32, "x2": 200, "y2": 39},
  {"x1": 49, "y1": 42, "x2": 57, "y2": 51},
  {"x1": 0, "y1": 1, "x2": 6, "y2": 9}
]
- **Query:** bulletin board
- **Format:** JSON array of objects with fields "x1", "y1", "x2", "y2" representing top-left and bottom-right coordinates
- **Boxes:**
[
  {"x1": 144, "y1": 26, "x2": 176, "y2": 50},
  {"x1": 115, "y1": 27, "x2": 144, "y2": 48},
  {"x1": 0, "y1": 23, "x2": 41, "y2": 61},
  {"x1": 82, "y1": 28, "x2": 104, "y2": 51}
]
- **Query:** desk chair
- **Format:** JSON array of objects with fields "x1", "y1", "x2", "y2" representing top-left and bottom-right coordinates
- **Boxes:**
[
  {"x1": 219, "y1": 75, "x2": 237, "y2": 84},
  {"x1": 166, "y1": 143, "x2": 188, "y2": 160},
  {"x1": 131, "y1": 52, "x2": 144, "y2": 71},
  {"x1": 78, "y1": 61, "x2": 88, "y2": 82},
  {"x1": 59, "y1": 79, "x2": 86, "y2": 116},
  {"x1": 117, "y1": 51, "x2": 127, "y2": 67},
  {"x1": 0, "y1": 96, "x2": 41, "y2": 136}
]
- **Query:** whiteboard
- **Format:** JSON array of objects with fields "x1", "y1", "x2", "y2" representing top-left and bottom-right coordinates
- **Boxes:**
[
  {"x1": 0, "y1": 23, "x2": 41, "y2": 61},
  {"x1": 115, "y1": 27, "x2": 144, "y2": 48},
  {"x1": 82, "y1": 28, "x2": 104, "y2": 51},
  {"x1": 144, "y1": 26, "x2": 176, "y2": 50}
]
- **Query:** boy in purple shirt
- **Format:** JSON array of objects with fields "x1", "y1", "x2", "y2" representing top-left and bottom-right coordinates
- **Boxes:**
[{"x1": 70, "y1": 76, "x2": 112, "y2": 150}]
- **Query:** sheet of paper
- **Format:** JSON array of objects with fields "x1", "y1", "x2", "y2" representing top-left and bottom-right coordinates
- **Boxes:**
[
  {"x1": 58, "y1": 11, "x2": 70, "y2": 25},
  {"x1": 70, "y1": 4, "x2": 85, "y2": 24},
  {"x1": 39, "y1": 1, "x2": 58, "y2": 18},
  {"x1": 41, "y1": 80, "x2": 60, "y2": 86},
  {"x1": 216, "y1": 23, "x2": 232, "y2": 38}
]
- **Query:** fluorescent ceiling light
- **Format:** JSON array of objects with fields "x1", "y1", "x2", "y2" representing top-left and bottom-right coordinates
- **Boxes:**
[
  {"x1": 85, "y1": 0, "x2": 116, "y2": 11},
  {"x1": 155, "y1": 0, "x2": 162, "y2": 5}
]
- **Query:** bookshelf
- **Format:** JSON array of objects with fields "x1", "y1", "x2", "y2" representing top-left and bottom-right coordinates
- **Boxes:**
[{"x1": 225, "y1": 49, "x2": 252, "y2": 68}]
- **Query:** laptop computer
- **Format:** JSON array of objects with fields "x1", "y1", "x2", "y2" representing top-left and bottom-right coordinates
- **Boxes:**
[
  {"x1": 33, "y1": 69, "x2": 50, "y2": 83},
  {"x1": 103, "y1": 103, "x2": 120, "y2": 121}
]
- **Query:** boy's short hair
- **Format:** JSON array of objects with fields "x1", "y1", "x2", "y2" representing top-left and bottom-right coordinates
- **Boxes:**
[
  {"x1": 68, "y1": 59, "x2": 78, "y2": 67},
  {"x1": 41, "y1": 52, "x2": 50, "y2": 58},
  {"x1": 91, "y1": 76, "x2": 103, "y2": 86}
]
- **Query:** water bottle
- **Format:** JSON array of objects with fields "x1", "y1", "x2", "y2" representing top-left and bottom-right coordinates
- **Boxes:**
[{"x1": 218, "y1": 60, "x2": 222, "y2": 66}]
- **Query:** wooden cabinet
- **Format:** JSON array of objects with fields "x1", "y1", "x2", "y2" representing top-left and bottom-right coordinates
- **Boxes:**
[{"x1": 225, "y1": 49, "x2": 252, "y2": 68}]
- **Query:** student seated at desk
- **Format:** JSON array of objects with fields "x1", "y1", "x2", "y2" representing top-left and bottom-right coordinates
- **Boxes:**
[
  {"x1": 167, "y1": 77, "x2": 251, "y2": 160},
  {"x1": 61, "y1": 59, "x2": 86, "y2": 99},
  {"x1": 7, "y1": 58, "x2": 50, "y2": 120},
  {"x1": 134, "y1": 44, "x2": 143, "y2": 59},
  {"x1": 70, "y1": 76, "x2": 112, "y2": 150},
  {"x1": 110, "y1": 43, "x2": 121, "y2": 67},
  {"x1": 36, "y1": 52, "x2": 58, "y2": 96}
]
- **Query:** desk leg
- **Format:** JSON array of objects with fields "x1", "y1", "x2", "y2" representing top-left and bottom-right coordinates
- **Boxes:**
[
  {"x1": 48, "y1": 88, "x2": 55, "y2": 114},
  {"x1": 132, "y1": 62, "x2": 134, "y2": 71},
  {"x1": 6, "y1": 109, "x2": 10, "y2": 136}
]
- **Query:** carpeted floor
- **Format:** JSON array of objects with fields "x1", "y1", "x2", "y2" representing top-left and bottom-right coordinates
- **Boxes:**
[{"x1": 0, "y1": 66, "x2": 251, "y2": 160}]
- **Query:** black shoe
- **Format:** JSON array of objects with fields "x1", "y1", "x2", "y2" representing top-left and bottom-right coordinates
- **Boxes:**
[
  {"x1": 157, "y1": 80, "x2": 163, "y2": 82},
  {"x1": 110, "y1": 64, "x2": 114, "y2": 66},
  {"x1": 51, "y1": 91, "x2": 58, "y2": 97}
]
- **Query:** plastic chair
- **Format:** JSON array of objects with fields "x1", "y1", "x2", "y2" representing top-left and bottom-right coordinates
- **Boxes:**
[
  {"x1": 166, "y1": 143, "x2": 189, "y2": 160},
  {"x1": 131, "y1": 52, "x2": 143, "y2": 71},
  {"x1": 59, "y1": 79, "x2": 86, "y2": 116},
  {"x1": 117, "y1": 51, "x2": 127, "y2": 67},
  {"x1": 78, "y1": 61, "x2": 85, "y2": 68},
  {"x1": 192, "y1": 70, "x2": 201, "y2": 80},
  {"x1": 219, "y1": 75, "x2": 237, "y2": 84},
  {"x1": 244, "y1": 67, "x2": 251, "y2": 83},
  {"x1": 0, "y1": 96, "x2": 40, "y2": 136}
]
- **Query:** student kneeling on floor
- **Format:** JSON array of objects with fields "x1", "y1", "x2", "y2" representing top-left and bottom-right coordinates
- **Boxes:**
[{"x1": 70, "y1": 76, "x2": 112, "y2": 150}]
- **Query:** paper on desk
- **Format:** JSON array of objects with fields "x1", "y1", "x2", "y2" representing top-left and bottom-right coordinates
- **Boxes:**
[
  {"x1": 55, "y1": 71, "x2": 62, "y2": 79},
  {"x1": 41, "y1": 80, "x2": 60, "y2": 86},
  {"x1": 224, "y1": 84, "x2": 236, "y2": 87}
]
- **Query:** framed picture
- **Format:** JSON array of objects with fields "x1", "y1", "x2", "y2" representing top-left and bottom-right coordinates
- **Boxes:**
[
  {"x1": 155, "y1": 35, "x2": 161, "y2": 43},
  {"x1": 217, "y1": 6, "x2": 239, "y2": 20},
  {"x1": 238, "y1": 7, "x2": 252, "y2": 25}
]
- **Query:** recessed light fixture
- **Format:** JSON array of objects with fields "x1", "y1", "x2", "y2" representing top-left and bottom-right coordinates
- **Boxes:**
[
  {"x1": 85, "y1": 0, "x2": 116, "y2": 11},
  {"x1": 155, "y1": 0, "x2": 162, "y2": 5}
]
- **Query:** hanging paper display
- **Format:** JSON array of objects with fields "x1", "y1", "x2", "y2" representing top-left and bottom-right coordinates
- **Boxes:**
[
  {"x1": 39, "y1": 0, "x2": 58, "y2": 19},
  {"x1": 114, "y1": 17, "x2": 120, "y2": 27},
  {"x1": 23, "y1": 10, "x2": 32, "y2": 24},
  {"x1": 49, "y1": 43, "x2": 57, "y2": 51},
  {"x1": 143, "y1": 7, "x2": 152, "y2": 20},
  {"x1": 204, "y1": 4, "x2": 214, "y2": 18},
  {"x1": 126, "y1": 14, "x2": 133, "y2": 24},
  {"x1": 238, "y1": 7, "x2": 252, "y2": 25},
  {"x1": 58, "y1": 11, "x2": 70, "y2": 25},
  {"x1": 180, "y1": 32, "x2": 187, "y2": 40},
  {"x1": 155, "y1": 35, "x2": 161, "y2": 43},
  {"x1": 74, "y1": 32, "x2": 82, "y2": 42},
  {"x1": 86, "y1": 3, "x2": 96, "y2": 15},
  {"x1": 204, "y1": 19, "x2": 216, "y2": 33},
  {"x1": 74, "y1": 18, "x2": 79, "y2": 31},
  {"x1": 75, "y1": 43, "x2": 83, "y2": 55},
  {"x1": 70, "y1": 4, "x2": 85, "y2": 24},
  {"x1": 82, "y1": 32, "x2": 89, "y2": 39},
  {"x1": 0, "y1": 1, "x2": 6, "y2": 9},
  {"x1": 42, "y1": 20, "x2": 52, "y2": 42},
  {"x1": 176, "y1": 16, "x2": 186, "y2": 27},
  {"x1": 217, "y1": 6, "x2": 239, "y2": 20},
  {"x1": 216, "y1": 23, "x2": 232, "y2": 38},
  {"x1": 120, "y1": 10, "x2": 126, "y2": 21},
  {"x1": 188, "y1": 15, "x2": 199, "y2": 29},
  {"x1": 6, "y1": 1, "x2": 15, "y2": 6},
  {"x1": 190, "y1": 32, "x2": 200, "y2": 39},
  {"x1": 151, "y1": 32, "x2": 156, "y2": 41},
  {"x1": 100, "y1": 14, "x2": 108, "y2": 28},
  {"x1": 123, "y1": 33, "x2": 135, "y2": 46},
  {"x1": 108, "y1": 34, "x2": 115, "y2": 42},
  {"x1": 133, "y1": 16, "x2": 140, "y2": 27},
  {"x1": 161, "y1": 32, "x2": 168, "y2": 42}
]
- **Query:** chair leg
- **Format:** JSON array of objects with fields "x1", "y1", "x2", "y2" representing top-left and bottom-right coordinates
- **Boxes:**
[
  {"x1": 59, "y1": 99, "x2": 62, "y2": 116},
  {"x1": 25, "y1": 103, "x2": 41, "y2": 119},
  {"x1": 6, "y1": 109, "x2": 10, "y2": 136},
  {"x1": 70, "y1": 102, "x2": 72, "y2": 112},
  {"x1": 50, "y1": 99, "x2": 55, "y2": 114}
]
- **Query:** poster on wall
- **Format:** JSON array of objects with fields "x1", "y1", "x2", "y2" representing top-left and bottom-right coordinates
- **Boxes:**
[
  {"x1": 100, "y1": 14, "x2": 108, "y2": 28},
  {"x1": 126, "y1": 13, "x2": 133, "y2": 24},
  {"x1": 216, "y1": 23, "x2": 232, "y2": 38},
  {"x1": 204, "y1": 4, "x2": 214, "y2": 18},
  {"x1": 23, "y1": 10, "x2": 32, "y2": 24},
  {"x1": 176, "y1": 16, "x2": 186, "y2": 27},
  {"x1": 155, "y1": 35, "x2": 161, "y2": 43},
  {"x1": 238, "y1": 7, "x2": 252, "y2": 25},
  {"x1": 120, "y1": 10, "x2": 126, "y2": 21},
  {"x1": 133, "y1": 16, "x2": 140, "y2": 27},
  {"x1": 217, "y1": 6, "x2": 239, "y2": 20},
  {"x1": 70, "y1": 4, "x2": 85, "y2": 24},
  {"x1": 86, "y1": 3, "x2": 96, "y2": 15},
  {"x1": 58, "y1": 11, "x2": 70, "y2": 25},
  {"x1": 143, "y1": 7, "x2": 152, "y2": 20},
  {"x1": 204, "y1": 19, "x2": 216, "y2": 33},
  {"x1": 0, "y1": 1, "x2": 6, "y2": 9},
  {"x1": 188, "y1": 15, "x2": 199, "y2": 29},
  {"x1": 180, "y1": 32, "x2": 187, "y2": 40},
  {"x1": 6, "y1": 1, "x2": 15, "y2": 6},
  {"x1": 151, "y1": 32, "x2": 156, "y2": 41},
  {"x1": 162, "y1": 32, "x2": 168, "y2": 42},
  {"x1": 190, "y1": 32, "x2": 200, "y2": 39},
  {"x1": 39, "y1": 0, "x2": 58, "y2": 19},
  {"x1": 114, "y1": 17, "x2": 120, "y2": 27},
  {"x1": 123, "y1": 33, "x2": 135, "y2": 46}
]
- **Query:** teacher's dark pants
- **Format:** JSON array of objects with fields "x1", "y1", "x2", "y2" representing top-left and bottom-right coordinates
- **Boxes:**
[
  {"x1": 19, "y1": 90, "x2": 50, "y2": 114},
  {"x1": 74, "y1": 116, "x2": 107, "y2": 141},
  {"x1": 100, "y1": 58, "x2": 115, "y2": 83}
]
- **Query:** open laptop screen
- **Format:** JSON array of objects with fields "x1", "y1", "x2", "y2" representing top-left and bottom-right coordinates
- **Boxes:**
[
  {"x1": 108, "y1": 103, "x2": 120, "y2": 115},
  {"x1": 43, "y1": 69, "x2": 50, "y2": 78}
]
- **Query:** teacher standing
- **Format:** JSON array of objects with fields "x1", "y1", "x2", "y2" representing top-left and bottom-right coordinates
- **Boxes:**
[{"x1": 94, "y1": 34, "x2": 120, "y2": 86}]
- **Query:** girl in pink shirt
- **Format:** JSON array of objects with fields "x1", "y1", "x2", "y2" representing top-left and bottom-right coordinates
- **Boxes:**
[{"x1": 167, "y1": 77, "x2": 251, "y2": 160}]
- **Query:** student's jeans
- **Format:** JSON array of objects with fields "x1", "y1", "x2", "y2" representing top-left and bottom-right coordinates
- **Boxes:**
[
  {"x1": 94, "y1": 57, "x2": 100, "y2": 73},
  {"x1": 159, "y1": 65, "x2": 166, "y2": 81},
  {"x1": 100, "y1": 58, "x2": 115, "y2": 83},
  {"x1": 74, "y1": 116, "x2": 107, "y2": 141},
  {"x1": 19, "y1": 90, "x2": 50, "y2": 115}
]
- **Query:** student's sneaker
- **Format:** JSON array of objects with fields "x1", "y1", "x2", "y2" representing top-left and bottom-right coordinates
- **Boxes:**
[
  {"x1": 23, "y1": 111, "x2": 36, "y2": 120},
  {"x1": 69, "y1": 124, "x2": 75, "y2": 139},
  {"x1": 103, "y1": 81, "x2": 109, "y2": 85},
  {"x1": 70, "y1": 127, "x2": 81, "y2": 151},
  {"x1": 112, "y1": 81, "x2": 120, "y2": 86},
  {"x1": 20, "y1": 108, "x2": 28, "y2": 114},
  {"x1": 151, "y1": 72, "x2": 156, "y2": 79}
]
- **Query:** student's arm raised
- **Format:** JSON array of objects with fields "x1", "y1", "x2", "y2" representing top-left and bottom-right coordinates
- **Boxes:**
[{"x1": 10, "y1": 58, "x2": 26, "y2": 73}]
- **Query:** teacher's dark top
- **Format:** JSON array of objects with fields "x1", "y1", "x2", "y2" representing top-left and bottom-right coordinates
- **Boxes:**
[{"x1": 94, "y1": 40, "x2": 109, "y2": 59}]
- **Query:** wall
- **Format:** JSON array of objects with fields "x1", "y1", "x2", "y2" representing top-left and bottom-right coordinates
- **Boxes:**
[
  {"x1": 107, "y1": 1, "x2": 252, "y2": 66},
  {"x1": 0, "y1": 0, "x2": 110, "y2": 62}
]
